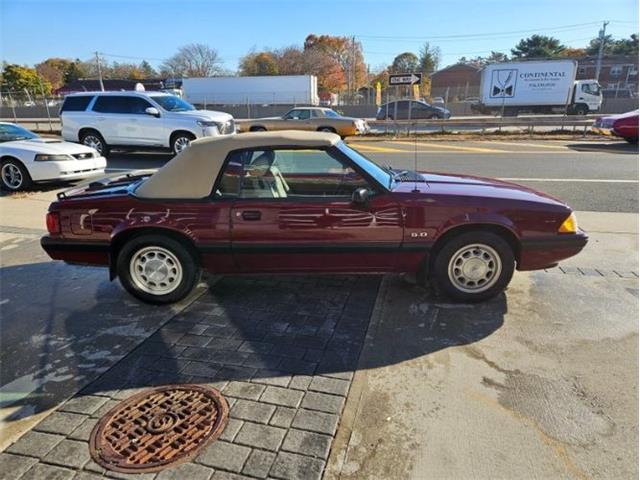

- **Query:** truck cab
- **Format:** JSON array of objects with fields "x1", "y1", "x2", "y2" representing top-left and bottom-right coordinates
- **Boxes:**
[{"x1": 572, "y1": 80, "x2": 602, "y2": 115}]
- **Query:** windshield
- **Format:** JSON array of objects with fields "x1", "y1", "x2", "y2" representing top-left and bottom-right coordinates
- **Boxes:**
[
  {"x1": 149, "y1": 95, "x2": 195, "y2": 112},
  {"x1": 323, "y1": 110, "x2": 340, "y2": 118},
  {"x1": 0, "y1": 124, "x2": 38, "y2": 142},
  {"x1": 581, "y1": 83, "x2": 601, "y2": 96},
  {"x1": 337, "y1": 141, "x2": 391, "y2": 190}
]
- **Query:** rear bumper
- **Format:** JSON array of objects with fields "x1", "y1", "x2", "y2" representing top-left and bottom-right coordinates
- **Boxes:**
[
  {"x1": 41, "y1": 236, "x2": 110, "y2": 266},
  {"x1": 518, "y1": 230, "x2": 589, "y2": 271}
]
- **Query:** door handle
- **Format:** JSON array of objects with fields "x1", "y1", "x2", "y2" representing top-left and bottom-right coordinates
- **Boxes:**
[{"x1": 241, "y1": 210, "x2": 261, "y2": 221}]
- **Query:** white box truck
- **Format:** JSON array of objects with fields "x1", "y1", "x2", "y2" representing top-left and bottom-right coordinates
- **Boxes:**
[
  {"x1": 182, "y1": 75, "x2": 319, "y2": 106},
  {"x1": 474, "y1": 59, "x2": 602, "y2": 116}
]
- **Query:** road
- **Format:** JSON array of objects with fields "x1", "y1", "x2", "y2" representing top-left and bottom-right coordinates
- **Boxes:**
[
  {"x1": 102, "y1": 138, "x2": 639, "y2": 213},
  {"x1": 0, "y1": 137, "x2": 637, "y2": 478}
]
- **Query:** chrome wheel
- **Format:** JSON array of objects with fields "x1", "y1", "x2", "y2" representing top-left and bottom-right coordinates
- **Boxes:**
[
  {"x1": 129, "y1": 246, "x2": 183, "y2": 295},
  {"x1": 447, "y1": 243, "x2": 502, "y2": 293},
  {"x1": 1, "y1": 163, "x2": 23, "y2": 190},
  {"x1": 83, "y1": 135, "x2": 104, "y2": 154},
  {"x1": 173, "y1": 136, "x2": 191, "y2": 153}
]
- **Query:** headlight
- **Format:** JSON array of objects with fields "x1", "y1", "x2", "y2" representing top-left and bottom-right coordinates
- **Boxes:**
[
  {"x1": 558, "y1": 212, "x2": 578, "y2": 233},
  {"x1": 34, "y1": 154, "x2": 73, "y2": 162},
  {"x1": 197, "y1": 120, "x2": 222, "y2": 129}
]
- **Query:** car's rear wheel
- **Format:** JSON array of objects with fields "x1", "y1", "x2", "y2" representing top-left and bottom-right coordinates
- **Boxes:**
[
  {"x1": 1, "y1": 158, "x2": 32, "y2": 191},
  {"x1": 431, "y1": 231, "x2": 514, "y2": 302},
  {"x1": 429, "y1": 114, "x2": 440, "y2": 119},
  {"x1": 171, "y1": 132, "x2": 195, "y2": 155},
  {"x1": 624, "y1": 137, "x2": 638, "y2": 144},
  {"x1": 318, "y1": 127, "x2": 336, "y2": 133},
  {"x1": 117, "y1": 234, "x2": 201, "y2": 304},
  {"x1": 80, "y1": 130, "x2": 109, "y2": 157},
  {"x1": 250, "y1": 126, "x2": 267, "y2": 132}
]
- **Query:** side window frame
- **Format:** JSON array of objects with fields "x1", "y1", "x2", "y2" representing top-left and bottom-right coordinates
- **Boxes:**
[{"x1": 210, "y1": 146, "x2": 381, "y2": 201}]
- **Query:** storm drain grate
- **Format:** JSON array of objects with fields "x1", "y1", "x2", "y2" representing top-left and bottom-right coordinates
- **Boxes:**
[{"x1": 89, "y1": 384, "x2": 228, "y2": 473}]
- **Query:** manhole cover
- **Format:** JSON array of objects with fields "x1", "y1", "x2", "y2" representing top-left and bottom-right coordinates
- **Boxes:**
[{"x1": 89, "y1": 384, "x2": 228, "y2": 473}]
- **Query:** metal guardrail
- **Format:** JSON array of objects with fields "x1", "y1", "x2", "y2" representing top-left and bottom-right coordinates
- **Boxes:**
[{"x1": 3, "y1": 115, "x2": 596, "y2": 135}]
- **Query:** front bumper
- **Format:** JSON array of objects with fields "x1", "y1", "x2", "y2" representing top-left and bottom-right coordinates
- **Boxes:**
[
  {"x1": 518, "y1": 230, "x2": 589, "y2": 271},
  {"x1": 31, "y1": 156, "x2": 107, "y2": 182}
]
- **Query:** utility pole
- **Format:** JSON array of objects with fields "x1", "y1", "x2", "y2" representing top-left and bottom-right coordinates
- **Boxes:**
[
  {"x1": 95, "y1": 51, "x2": 105, "y2": 91},
  {"x1": 595, "y1": 21, "x2": 609, "y2": 82}
]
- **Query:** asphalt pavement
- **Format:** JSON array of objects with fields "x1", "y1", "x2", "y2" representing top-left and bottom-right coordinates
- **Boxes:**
[
  {"x1": 0, "y1": 136, "x2": 637, "y2": 479},
  {"x1": 102, "y1": 138, "x2": 639, "y2": 213}
]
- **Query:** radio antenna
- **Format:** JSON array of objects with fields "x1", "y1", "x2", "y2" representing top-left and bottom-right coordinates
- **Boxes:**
[{"x1": 412, "y1": 133, "x2": 419, "y2": 192}]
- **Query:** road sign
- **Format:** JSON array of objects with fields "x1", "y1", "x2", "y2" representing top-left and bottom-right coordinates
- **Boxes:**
[{"x1": 389, "y1": 73, "x2": 422, "y2": 86}]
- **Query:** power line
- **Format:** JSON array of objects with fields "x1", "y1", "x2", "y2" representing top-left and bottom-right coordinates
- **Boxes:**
[{"x1": 355, "y1": 21, "x2": 604, "y2": 41}]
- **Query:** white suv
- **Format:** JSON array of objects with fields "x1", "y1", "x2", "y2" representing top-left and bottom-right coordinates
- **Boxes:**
[{"x1": 60, "y1": 91, "x2": 235, "y2": 156}]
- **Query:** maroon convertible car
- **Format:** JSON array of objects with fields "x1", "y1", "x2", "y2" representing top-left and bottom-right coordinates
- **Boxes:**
[{"x1": 41, "y1": 131, "x2": 587, "y2": 304}]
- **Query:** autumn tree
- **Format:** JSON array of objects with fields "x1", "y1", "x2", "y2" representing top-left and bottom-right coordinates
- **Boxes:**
[
  {"x1": 390, "y1": 52, "x2": 420, "y2": 73},
  {"x1": 161, "y1": 44, "x2": 223, "y2": 77},
  {"x1": 239, "y1": 51, "x2": 279, "y2": 75},
  {"x1": 558, "y1": 48, "x2": 587, "y2": 58},
  {"x1": 511, "y1": 35, "x2": 566, "y2": 58},
  {"x1": 304, "y1": 34, "x2": 367, "y2": 94},
  {"x1": 1, "y1": 64, "x2": 52, "y2": 96}
]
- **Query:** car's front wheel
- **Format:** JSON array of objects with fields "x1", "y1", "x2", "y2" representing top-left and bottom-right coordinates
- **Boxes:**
[
  {"x1": 171, "y1": 132, "x2": 195, "y2": 154},
  {"x1": 117, "y1": 234, "x2": 201, "y2": 304},
  {"x1": 80, "y1": 130, "x2": 110, "y2": 157},
  {"x1": 1, "y1": 158, "x2": 32, "y2": 191},
  {"x1": 431, "y1": 231, "x2": 514, "y2": 302}
]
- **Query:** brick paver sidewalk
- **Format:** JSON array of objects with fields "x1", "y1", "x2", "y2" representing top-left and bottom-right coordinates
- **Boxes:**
[{"x1": 0, "y1": 275, "x2": 380, "y2": 480}]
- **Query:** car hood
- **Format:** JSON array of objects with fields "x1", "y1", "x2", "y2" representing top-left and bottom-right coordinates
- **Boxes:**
[
  {"x1": 392, "y1": 172, "x2": 567, "y2": 207},
  {"x1": 599, "y1": 109, "x2": 639, "y2": 121},
  {"x1": 1, "y1": 138, "x2": 98, "y2": 155},
  {"x1": 165, "y1": 110, "x2": 233, "y2": 122}
]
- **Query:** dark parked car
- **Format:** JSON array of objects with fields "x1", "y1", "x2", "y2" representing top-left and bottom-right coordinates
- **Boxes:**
[
  {"x1": 41, "y1": 131, "x2": 586, "y2": 305},
  {"x1": 376, "y1": 100, "x2": 451, "y2": 120}
]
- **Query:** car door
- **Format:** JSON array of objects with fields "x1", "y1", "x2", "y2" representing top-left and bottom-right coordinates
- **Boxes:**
[
  {"x1": 282, "y1": 109, "x2": 313, "y2": 130},
  {"x1": 91, "y1": 96, "x2": 121, "y2": 143},
  {"x1": 121, "y1": 96, "x2": 164, "y2": 146},
  {"x1": 219, "y1": 147, "x2": 403, "y2": 272}
]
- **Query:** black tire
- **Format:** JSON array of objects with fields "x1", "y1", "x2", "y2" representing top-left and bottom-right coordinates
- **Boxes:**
[
  {"x1": 572, "y1": 105, "x2": 588, "y2": 116},
  {"x1": 171, "y1": 132, "x2": 196, "y2": 155},
  {"x1": 0, "y1": 158, "x2": 32, "y2": 191},
  {"x1": 116, "y1": 234, "x2": 201, "y2": 304},
  {"x1": 80, "y1": 130, "x2": 110, "y2": 157},
  {"x1": 624, "y1": 137, "x2": 638, "y2": 144},
  {"x1": 431, "y1": 231, "x2": 515, "y2": 303},
  {"x1": 318, "y1": 127, "x2": 336, "y2": 133},
  {"x1": 429, "y1": 114, "x2": 440, "y2": 120},
  {"x1": 250, "y1": 126, "x2": 267, "y2": 132}
]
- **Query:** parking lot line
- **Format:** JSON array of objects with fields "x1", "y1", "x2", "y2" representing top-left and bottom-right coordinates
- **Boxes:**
[
  {"x1": 347, "y1": 143, "x2": 412, "y2": 153},
  {"x1": 499, "y1": 177, "x2": 638, "y2": 183},
  {"x1": 480, "y1": 141, "x2": 570, "y2": 150},
  {"x1": 388, "y1": 141, "x2": 509, "y2": 153}
]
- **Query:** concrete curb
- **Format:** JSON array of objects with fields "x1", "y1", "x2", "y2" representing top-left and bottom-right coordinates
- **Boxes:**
[{"x1": 324, "y1": 275, "x2": 390, "y2": 479}]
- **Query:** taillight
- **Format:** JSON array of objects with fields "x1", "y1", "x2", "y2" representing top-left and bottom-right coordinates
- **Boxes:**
[{"x1": 46, "y1": 212, "x2": 60, "y2": 234}]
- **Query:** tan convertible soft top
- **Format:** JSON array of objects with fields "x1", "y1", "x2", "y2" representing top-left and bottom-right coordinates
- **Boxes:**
[{"x1": 135, "y1": 130, "x2": 341, "y2": 199}]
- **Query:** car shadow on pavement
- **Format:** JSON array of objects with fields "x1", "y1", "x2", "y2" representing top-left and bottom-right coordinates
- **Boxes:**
[
  {"x1": 566, "y1": 141, "x2": 638, "y2": 154},
  {"x1": 1, "y1": 266, "x2": 505, "y2": 430}
]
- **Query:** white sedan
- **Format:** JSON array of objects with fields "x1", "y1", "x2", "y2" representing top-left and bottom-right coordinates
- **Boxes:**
[{"x1": 0, "y1": 123, "x2": 107, "y2": 191}]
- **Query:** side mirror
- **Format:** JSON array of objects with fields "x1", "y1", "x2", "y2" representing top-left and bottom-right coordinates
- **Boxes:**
[
  {"x1": 145, "y1": 107, "x2": 160, "y2": 117},
  {"x1": 352, "y1": 187, "x2": 369, "y2": 205}
]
